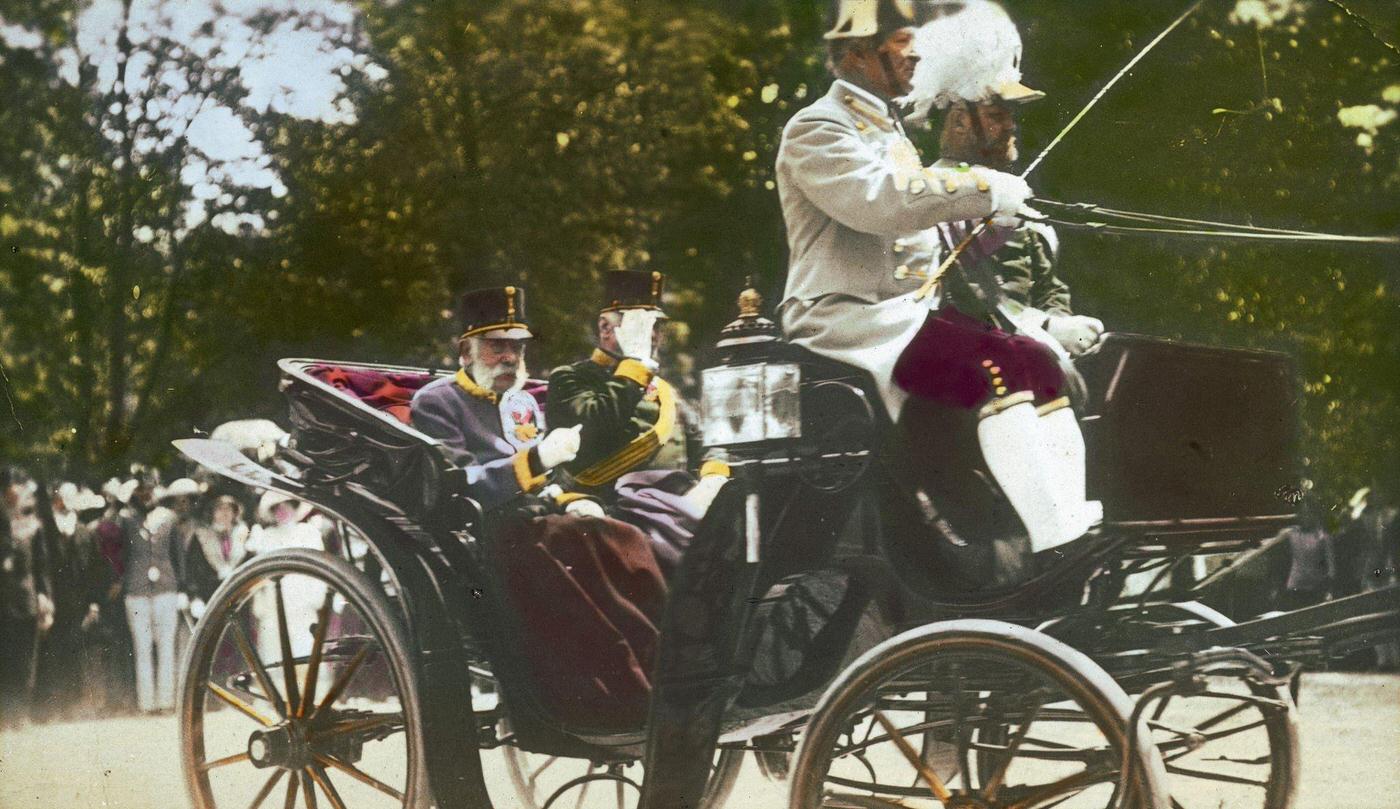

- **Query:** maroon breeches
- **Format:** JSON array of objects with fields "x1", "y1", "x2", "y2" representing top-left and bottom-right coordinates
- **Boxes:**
[{"x1": 892, "y1": 307, "x2": 1066, "y2": 410}]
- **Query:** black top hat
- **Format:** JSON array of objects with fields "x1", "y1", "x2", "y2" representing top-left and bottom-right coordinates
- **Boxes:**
[
  {"x1": 601, "y1": 270, "x2": 666, "y2": 315},
  {"x1": 459, "y1": 286, "x2": 533, "y2": 339}
]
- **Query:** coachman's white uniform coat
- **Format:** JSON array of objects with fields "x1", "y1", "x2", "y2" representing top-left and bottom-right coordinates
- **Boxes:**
[{"x1": 776, "y1": 80, "x2": 1003, "y2": 419}]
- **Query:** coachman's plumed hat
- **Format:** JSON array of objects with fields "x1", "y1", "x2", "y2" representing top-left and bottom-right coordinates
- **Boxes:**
[
  {"x1": 601, "y1": 270, "x2": 666, "y2": 316},
  {"x1": 459, "y1": 286, "x2": 534, "y2": 340}
]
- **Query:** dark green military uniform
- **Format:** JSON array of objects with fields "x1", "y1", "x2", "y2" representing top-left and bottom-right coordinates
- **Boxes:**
[
  {"x1": 546, "y1": 351, "x2": 701, "y2": 488},
  {"x1": 995, "y1": 221, "x2": 1071, "y2": 315}
]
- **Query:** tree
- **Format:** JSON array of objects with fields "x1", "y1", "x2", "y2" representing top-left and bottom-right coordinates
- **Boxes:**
[{"x1": 0, "y1": 0, "x2": 375, "y2": 475}]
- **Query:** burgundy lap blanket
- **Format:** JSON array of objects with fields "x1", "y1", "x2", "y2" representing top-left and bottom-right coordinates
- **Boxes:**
[{"x1": 496, "y1": 514, "x2": 668, "y2": 731}]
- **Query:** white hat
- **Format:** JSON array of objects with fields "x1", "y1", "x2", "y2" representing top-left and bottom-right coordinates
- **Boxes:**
[
  {"x1": 102, "y1": 477, "x2": 140, "y2": 505},
  {"x1": 55, "y1": 482, "x2": 80, "y2": 509},
  {"x1": 211, "y1": 419, "x2": 289, "y2": 464},
  {"x1": 159, "y1": 477, "x2": 203, "y2": 501},
  {"x1": 257, "y1": 490, "x2": 314, "y2": 524},
  {"x1": 907, "y1": 0, "x2": 1043, "y2": 110},
  {"x1": 73, "y1": 487, "x2": 107, "y2": 511}
]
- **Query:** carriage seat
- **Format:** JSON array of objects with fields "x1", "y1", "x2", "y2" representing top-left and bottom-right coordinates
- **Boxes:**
[
  {"x1": 307, "y1": 365, "x2": 436, "y2": 424},
  {"x1": 307, "y1": 364, "x2": 549, "y2": 426}
]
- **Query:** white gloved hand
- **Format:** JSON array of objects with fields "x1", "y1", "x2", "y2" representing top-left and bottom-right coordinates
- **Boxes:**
[
  {"x1": 1045, "y1": 315, "x2": 1106, "y2": 357},
  {"x1": 982, "y1": 170, "x2": 1033, "y2": 224},
  {"x1": 615, "y1": 309, "x2": 662, "y2": 362},
  {"x1": 684, "y1": 475, "x2": 728, "y2": 514},
  {"x1": 190, "y1": 599, "x2": 206, "y2": 621},
  {"x1": 177, "y1": 592, "x2": 190, "y2": 611},
  {"x1": 564, "y1": 499, "x2": 606, "y2": 519},
  {"x1": 536, "y1": 424, "x2": 582, "y2": 469}
]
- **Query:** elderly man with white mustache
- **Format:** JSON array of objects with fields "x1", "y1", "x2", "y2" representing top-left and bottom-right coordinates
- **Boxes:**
[{"x1": 410, "y1": 286, "x2": 582, "y2": 510}]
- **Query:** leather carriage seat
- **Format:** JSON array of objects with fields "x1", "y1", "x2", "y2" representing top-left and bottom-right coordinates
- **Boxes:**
[
  {"x1": 307, "y1": 365, "x2": 437, "y2": 425},
  {"x1": 307, "y1": 365, "x2": 550, "y2": 426}
]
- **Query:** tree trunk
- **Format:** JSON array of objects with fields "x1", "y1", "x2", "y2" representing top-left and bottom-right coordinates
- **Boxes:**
[{"x1": 101, "y1": 0, "x2": 138, "y2": 468}]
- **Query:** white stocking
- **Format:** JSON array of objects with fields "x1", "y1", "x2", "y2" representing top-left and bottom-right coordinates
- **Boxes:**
[
  {"x1": 978, "y1": 396, "x2": 1069, "y2": 553},
  {"x1": 1037, "y1": 400, "x2": 1102, "y2": 542}
]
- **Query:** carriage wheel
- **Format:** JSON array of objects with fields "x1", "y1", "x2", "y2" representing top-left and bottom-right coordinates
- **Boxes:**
[
  {"x1": 790, "y1": 620, "x2": 1169, "y2": 809},
  {"x1": 180, "y1": 548, "x2": 427, "y2": 809},
  {"x1": 500, "y1": 733, "x2": 743, "y2": 809},
  {"x1": 1119, "y1": 603, "x2": 1298, "y2": 809}
]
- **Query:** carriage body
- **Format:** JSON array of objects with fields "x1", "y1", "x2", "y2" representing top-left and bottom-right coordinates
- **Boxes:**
[{"x1": 173, "y1": 338, "x2": 1397, "y2": 809}]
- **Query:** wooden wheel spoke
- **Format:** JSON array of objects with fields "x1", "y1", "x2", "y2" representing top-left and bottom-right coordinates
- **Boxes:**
[
  {"x1": 208, "y1": 680, "x2": 277, "y2": 727},
  {"x1": 199, "y1": 751, "x2": 252, "y2": 772},
  {"x1": 301, "y1": 769, "x2": 318, "y2": 809},
  {"x1": 310, "y1": 713, "x2": 403, "y2": 741},
  {"x1": 300, "y1": 591, "x2": 336, "y2": 718},
  {"x1": 315, "y1": 753, "x2": 405, "y2": 801},
  {"x1": 231, "y1": 621, "x2": 287, "y2": 718},
  {"x1": 1164, "y1": 763, "x2": 1269, "y2": 788},
  {"x1": 248, "y1": 769, "x2": 286, "y2": 809},
  {"x1": 275, "y1": 578, "x2": 302, "y2": 713},
  {"x1": 312, "y1": 645, "x2": 371, "y2": 721},
  {"x1": 1003, "y1": 765, "x2": 1118, "y2": 809},
  {"x1": 529, "y1": 755, "x2": 561, "y2": 792},
  {"x1": 1160, "y1": 719, "x2": 1269, "y2": 757},
  {"x1": 283, "y1": 771, "x2": 300, "y2": 809},
  {"x1": 872, "y1": 710, "x2": 952, "y2": 803},
  {"x1": 1192, "y1": 699, "x2": 1255, "y2": 733},
  {"x1": 309, "y1": 762, "x2": 348, "y2": 809},
  {"x1": 984, "y1": 692, "x2": 1049, "y2": 801}
]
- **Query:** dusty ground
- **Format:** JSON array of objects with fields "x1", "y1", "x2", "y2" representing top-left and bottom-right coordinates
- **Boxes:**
[{"x1": 0, "y1": 672, "x2": 1395, "y2": 809}]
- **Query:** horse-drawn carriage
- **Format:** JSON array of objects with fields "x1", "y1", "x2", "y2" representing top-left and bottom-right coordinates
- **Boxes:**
[{"x1": 175, "y1": 297, "x2": 1400, "y2": 809}]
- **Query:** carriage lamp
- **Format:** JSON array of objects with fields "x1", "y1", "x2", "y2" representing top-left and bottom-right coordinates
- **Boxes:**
[{"x1": 700, "y1": 362, "x2": 802, "y2": 446}]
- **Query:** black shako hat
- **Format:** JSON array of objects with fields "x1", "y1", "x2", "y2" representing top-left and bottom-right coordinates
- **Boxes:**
[
  {"x1": 459, "y1": 285, "x2": 533, "y2": 340},
  {"x1": 600, "y1": 270, "x2": 666, "y2": 315}
]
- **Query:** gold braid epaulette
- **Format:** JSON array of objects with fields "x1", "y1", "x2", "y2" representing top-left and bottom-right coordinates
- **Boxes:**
[{"x1": 572, "y1": 377, "x2": 677, "y2": 487}]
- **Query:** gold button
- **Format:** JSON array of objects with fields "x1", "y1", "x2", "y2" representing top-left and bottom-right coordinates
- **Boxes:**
[
  {"x1": 977, "y1": 177, "x2": 991, "y2": 192},
  {"x1": 909, "y1": 178, "x2": 927, "y2": 195},
  {"x1": 992, "y1": 377, "x2": 1004, "y2": 386},
  {"x1": 996, "y1": 386, "x2": 1008, "y2": 395},
  {"x1": 981, "y1": 359, "x2": 994, "y2": 368},
  {"x1": 892, "y1": 243, "x2": 905, "y2": 253},
  {"x1": 945, "y1": 178, "x2": 959, "y2": 194},
  {"x1": 990, "y1": 366, "x2": 1001, "y2": 374},
  {"x1": 844, "y1": 95, "x2": 855, "y2": 104},
  {"x1": 897, "y1": 264, "x2": 910, "y2": 275},
  {"x1": 855, "y1": 120, "x2": 867, "y2": 131}
]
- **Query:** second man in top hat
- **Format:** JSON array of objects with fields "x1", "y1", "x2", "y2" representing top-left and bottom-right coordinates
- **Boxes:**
[{"x1": 546, "y1": 271, "x2": 730, "y2": 566}]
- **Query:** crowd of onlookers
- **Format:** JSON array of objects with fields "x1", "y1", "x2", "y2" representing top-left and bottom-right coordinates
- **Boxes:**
[
  {"x1": 2, "y1": 463, "x2": 1398, "y2": 730},
  {"x1": 0, "y1": 463, "x2": 335, "y2": 729}
]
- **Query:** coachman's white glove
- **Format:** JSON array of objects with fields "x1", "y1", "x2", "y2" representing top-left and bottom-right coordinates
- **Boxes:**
[
  {"x1": 684, "y1": 475, "x2": 728, "y2": 514},
  {"x1": 536, "y1": 424, "x2": 582, "y2": 470},
  {"x1": 1045, "y1": 315, "x2": 1105, "y2": 357},
  {"x1": 615, "y1": 309, "x2": 662, "y2": 362},
  {"x1": 564, "y1": 499, "x2": 606, "y2": 519},
  {"x1": 982, "y1": 170, "x2": 1033, "y2": 225},
  {"x1": 190, "y1": 598, "x2": 207, "y2": 621}
]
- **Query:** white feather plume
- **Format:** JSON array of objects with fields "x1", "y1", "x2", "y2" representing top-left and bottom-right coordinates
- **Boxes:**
[{"x1": 905, "y1": 0, "x2": 1025, "y2": 112}]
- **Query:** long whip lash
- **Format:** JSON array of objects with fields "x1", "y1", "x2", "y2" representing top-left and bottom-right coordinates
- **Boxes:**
[{"x1": 915, "y1": 0, "x2": 1206, "y2": 301}]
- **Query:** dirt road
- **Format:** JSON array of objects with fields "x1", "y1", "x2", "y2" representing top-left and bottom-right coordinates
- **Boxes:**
[{"x1": 1, "y1": 673, "x2": 1395, "y2": 808}]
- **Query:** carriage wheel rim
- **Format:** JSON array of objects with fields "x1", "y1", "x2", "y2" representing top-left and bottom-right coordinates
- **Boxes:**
[
  {"x1": 790, "y1": 627, "x2": 1168, "y2": 809},
  {"x1": 182, "y1": 556, "x2": 417, "y2": 808}
]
